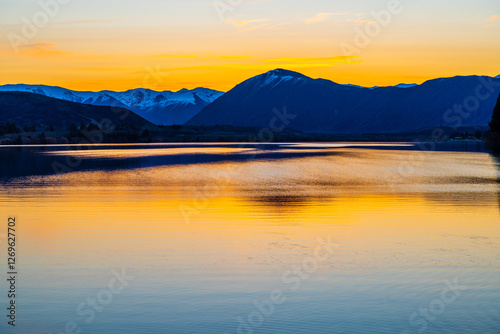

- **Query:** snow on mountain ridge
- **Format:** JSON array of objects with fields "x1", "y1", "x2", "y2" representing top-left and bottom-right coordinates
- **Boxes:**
[
  {"x1": 343, "y1": 83, "x2": 417, "y2": 89},
  {"x1": 188, "y1": 71, "x2": 500, "y2": 134},
  {"x1": 394, "y1": 83, "x2": 418, "y2": 88},
  {"x1": 243, "y1": 69, "x2": 307, "y2": 89},
  {"x1": 0, "y1": 84, "x2": 224, "y2": 125},
  {"x1": 253, "y1": 70, "x2": 420, "y2": 90},
  {"x1": 0, "y1": 84, "x2": 222, "y2": 104}
]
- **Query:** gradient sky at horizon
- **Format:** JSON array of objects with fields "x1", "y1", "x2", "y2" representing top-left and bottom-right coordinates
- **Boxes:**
[{"x1": 0, "y1": 0, "x2": 499, "y2": 92}]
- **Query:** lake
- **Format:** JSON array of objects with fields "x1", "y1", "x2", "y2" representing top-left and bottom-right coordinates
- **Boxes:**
[{"x1": 0, "y1": 143, "x2": 499, "y2": 334}]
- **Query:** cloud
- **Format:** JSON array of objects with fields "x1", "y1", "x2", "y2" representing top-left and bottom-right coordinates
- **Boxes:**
[
  {"x1": 165, "y1": 63, "x2": 348, "y2": 73},
  {"x1": 265, "y1": 56, "x2": 359, "y2": 63},
  {"x1": 22, "y1": 43, "x2": 58, "y2": 48},
  {"x1": 69, "y1": 66, "x2": 134, "y2": 72},
  {"x1": 0, "y1": 49, "x2": 73, "y2": 56},
  {"x1": 207, "y1": 0, "x2": 276, "y2": 7},
  {"x1": 304, "y1": 12, "x2": 374, "y2": 26},
  {"x1": 347, "y1": 14, "x2": 377, "y2": 26},
  {"x1": 224, "y1": 18, "x2": 269, "y2": 27},
  {"x1": 238, "y1": 23, "x2": 270, "y2": 32},
  {"x1": 150, "y1": 54, "x2": 253, "y2": 60},
  {"x1": 245, "y1": 0, "x2": 277, "y2": 4},
  {"x1": 56, "y1": 19, "x2": 124, "y2": 25},
  {"x1": 0, "y1": 42, "x2": 73, "y2": 56},
  {"x1": 261, "y1": 56, "x2": 363, "y2": 68},
  {"x1": 482, "y1": 15, "x2": 499, "y2": 28},
  {"x1": 305, "y1": 13, "x2": 346, "y2": 24},
  {"x1": 151, "y1": 54, "x2": 197, "y2": 58},
  {"x1": 223, "y1": 18, "x2": 271, "y2": 32},
  {"x1": 264, "y1": 22, "x2": 294, "y2": 30},
  {"x1": 23, "y1": 49, "x2": 73, "y2": 56},
  {"x1": 218, "y1": 55, "x2": 253, "y2": 59}
]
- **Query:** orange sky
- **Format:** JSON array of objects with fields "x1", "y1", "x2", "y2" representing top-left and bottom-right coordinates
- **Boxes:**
[{"x1": 0, "y1": 0, "x2": 499, "y2": 92}]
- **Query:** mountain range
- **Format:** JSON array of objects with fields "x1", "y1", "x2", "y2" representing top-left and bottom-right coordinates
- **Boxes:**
[
  {"x1": 2, "y1": 70, "x2": 500, "y2": 135},
  {"x1": 187, "y1": 69, "x2": 500, "y2": 134},
  {"x1": 0, "y1": 91, "x2": 154, "y2": 130},
  {"x1": 0, "y1": 84, "x2": 224, "y2": 125}
]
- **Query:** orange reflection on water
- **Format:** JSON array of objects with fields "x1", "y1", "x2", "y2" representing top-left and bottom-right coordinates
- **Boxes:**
[{"x1": 1, "y1": 147, "x2": 499, "y2": 274}]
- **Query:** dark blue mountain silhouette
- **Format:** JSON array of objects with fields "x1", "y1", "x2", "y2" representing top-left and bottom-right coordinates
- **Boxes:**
[{"x1": 187, "y1": 69, "x2": 500, "y2": 134}]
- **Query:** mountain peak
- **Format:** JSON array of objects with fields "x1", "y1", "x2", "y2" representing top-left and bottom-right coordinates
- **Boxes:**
[
  {"x1": 188, "y1": 72, "x2": 500, "y2": 134},
  {"x1": 394, "y1": 83, "x2": 418, "y2": 89},
  {"x1": 260, "y1": 68, "x2": 307, "y2": 79},
  {"x1": 242, "y1": 69, "x2": 309, "y2": 88},
  {"x1": 264, "y1": 69, "x2": 308, "y2": 78}
]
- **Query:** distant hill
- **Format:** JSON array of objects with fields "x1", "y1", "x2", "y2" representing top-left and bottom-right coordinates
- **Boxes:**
[
  {"x1": 187, "y1": 69, "x2": 500, "y2": 134},
  {"x1": 0, "y1": 85, "x2": 224, "y2": 125},
  {"x1": 0, "y1": 91, "x2": 155, "y2": 130}
]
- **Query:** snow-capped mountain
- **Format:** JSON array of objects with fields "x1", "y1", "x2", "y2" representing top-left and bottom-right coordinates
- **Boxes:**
[
  {"x1": 344, "y1": 83, "x2": 418, "y2": 89},
  {"x1": 0, "y1": 91, "x2": 155, "y2": 131},
  {"x1": 0, "y1": 84, "x2": 224, "y2": 125},
  {"x1": 394, "y1": 83, "x2": 418, "y2": 89},
  {"x1": 187, "y1": 69, "x2": 500, "y2": 134},
  {"x1": 243, "y1": 69, "x2": 308, "y2": 89}
]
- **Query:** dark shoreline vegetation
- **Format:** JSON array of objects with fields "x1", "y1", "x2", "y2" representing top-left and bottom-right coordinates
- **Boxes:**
[
  {"x1": 488, "y1": 93, "x2": 500, "y2": 153},
  {"x1": 0, "y1": 123, "x2": 491, "y2": 146}
]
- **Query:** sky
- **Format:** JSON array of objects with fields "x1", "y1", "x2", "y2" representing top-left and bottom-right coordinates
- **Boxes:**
[{"x1": 0, "y1": 0, "x2": 499, "y2": 92}]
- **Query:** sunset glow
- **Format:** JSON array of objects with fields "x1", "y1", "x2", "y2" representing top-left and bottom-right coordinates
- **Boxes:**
[{"x1": 1, "y1": 0, "x2": 499, "y2": 92}]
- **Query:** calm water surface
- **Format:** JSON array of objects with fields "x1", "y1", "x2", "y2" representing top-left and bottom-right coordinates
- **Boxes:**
[{"x1": 0, "y1": 143, "x2": 499, "y2": 334}]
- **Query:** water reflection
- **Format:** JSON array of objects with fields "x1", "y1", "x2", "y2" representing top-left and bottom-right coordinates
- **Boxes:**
[
  {"x1": 0, "y1": 144, "x2": 499, "y2": 334},
  {"x1": 0, "y1": 142, "x2": 491, "y2": 181}
]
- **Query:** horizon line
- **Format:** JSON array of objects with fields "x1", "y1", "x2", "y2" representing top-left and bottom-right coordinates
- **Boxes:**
[{"x1": 1, "y1": 70, "x2": 499, "y2": 93}]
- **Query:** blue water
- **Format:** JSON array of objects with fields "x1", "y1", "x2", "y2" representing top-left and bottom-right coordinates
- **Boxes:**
[{"x1": 0, "y1": 143, "x2": 499, "y2": 333}]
